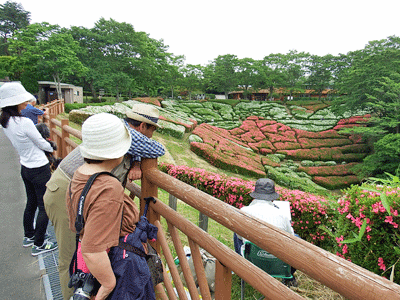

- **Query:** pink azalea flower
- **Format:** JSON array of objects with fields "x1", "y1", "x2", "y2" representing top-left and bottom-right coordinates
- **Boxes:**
[{"x1": 378, "y1": 257, "x2": 386, "y2": 271}]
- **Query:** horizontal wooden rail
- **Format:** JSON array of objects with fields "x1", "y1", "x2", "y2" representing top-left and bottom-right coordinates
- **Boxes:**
[
  {"x1": 62, "y1": 125, "x2": 82, "y2": 140},
  {"x1": 139, "y1": 158, "x2": 400, "y2": 300}
]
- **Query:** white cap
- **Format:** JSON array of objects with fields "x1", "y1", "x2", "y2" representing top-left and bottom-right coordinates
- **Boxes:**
[
  {"x1": 80, "y1": 113, "x2": 132, "y2": 160},
  {"x1": 0, "y1": 82, "x2": 35, "y2": 108}
]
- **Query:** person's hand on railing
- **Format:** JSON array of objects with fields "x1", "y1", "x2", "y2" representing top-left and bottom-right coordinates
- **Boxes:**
[{"x1": 128, "y1": 163, "x2": 142, "y2": 182}]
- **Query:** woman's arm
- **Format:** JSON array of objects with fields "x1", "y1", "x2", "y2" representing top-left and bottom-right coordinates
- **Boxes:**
[
  {"x1": 23, "y1": 119, "x2": 54, "y2": 152},
  {"x1": 83, "y1": 251, "x2": 116, "y2": 300}
]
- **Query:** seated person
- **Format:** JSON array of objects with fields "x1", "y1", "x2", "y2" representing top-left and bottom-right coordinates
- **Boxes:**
[{"x1": 234, "y1": 178, "x2": 298, "y2": 287}]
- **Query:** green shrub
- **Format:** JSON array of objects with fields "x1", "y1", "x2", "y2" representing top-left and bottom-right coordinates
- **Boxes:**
[
  {"x1": 188, "y1": 134, "x2": 203, "y2": 143},
  {"x1": 64, "y1": 102, "x2": 115, "y2": 113},
  {"x1": 362, "y1": 133, "x2": 400, "y2": 177},
  {"x1": 68, "y1": 110, "x2": 92, "y2": 125},
  {"x1": 265, "y1": 166, "x2": 326, "y2": 193},
  {"x1": 158, "y1": 120, "x2": 186, "y2": 139}
]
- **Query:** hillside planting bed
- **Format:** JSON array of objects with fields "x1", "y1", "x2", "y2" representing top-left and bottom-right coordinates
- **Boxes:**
[{"x1": 69, "y1": 98, "x2": 370, "y2": 190}]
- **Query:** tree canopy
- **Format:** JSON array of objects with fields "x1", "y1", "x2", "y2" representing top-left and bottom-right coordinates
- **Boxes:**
[
  {"x1": 1, "y1": 1, "x2": 399, "y2": 179},
  {"x1": 0, "y1": 0, "x2": 30, "y2": 55}
]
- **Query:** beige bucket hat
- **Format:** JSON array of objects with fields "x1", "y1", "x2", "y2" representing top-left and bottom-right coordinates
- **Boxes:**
[
  {"x1": 80, "y1": 113, "x2": 132, "y2": 160},
  {"x1": 126, "y1": 103, "x2": 161, "y2": 128}
]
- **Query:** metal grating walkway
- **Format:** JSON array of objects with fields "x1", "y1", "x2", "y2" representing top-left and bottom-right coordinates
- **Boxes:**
[{"x1": 38, "y1": 224, "x2": 63, "y2": 300}]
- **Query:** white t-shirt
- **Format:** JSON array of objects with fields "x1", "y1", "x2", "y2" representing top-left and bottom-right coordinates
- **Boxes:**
[{"x1": 2, "y1": 117, "x2": 53, "y2": 168}]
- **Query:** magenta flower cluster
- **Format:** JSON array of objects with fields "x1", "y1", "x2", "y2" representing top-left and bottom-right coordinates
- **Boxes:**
[{"x1": 334, "y1": 184, "x2": 400, "y2": 283}]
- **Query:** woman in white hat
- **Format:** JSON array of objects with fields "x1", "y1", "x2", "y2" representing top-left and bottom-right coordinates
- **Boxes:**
[
  {"x1": 0, "y1": 82, "x2": 58, "y2": 256},
  {"x1": 67, "y1": 113, "x2": 155, "y2": 300}
]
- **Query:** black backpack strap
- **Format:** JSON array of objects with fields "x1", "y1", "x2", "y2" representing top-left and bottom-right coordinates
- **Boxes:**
[{"x1": 74, "y1": 171, "x2": 118, "y2": 233}]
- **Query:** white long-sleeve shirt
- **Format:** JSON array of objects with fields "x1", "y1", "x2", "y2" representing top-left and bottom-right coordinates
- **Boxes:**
[{"x1": 2, "y1": 117, "x2": 53, "y2": 168}]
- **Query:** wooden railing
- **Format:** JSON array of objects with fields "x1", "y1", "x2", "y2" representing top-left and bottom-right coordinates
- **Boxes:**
[{"x1": 43, "y1": 109, "x2": 400, "y2": 300}]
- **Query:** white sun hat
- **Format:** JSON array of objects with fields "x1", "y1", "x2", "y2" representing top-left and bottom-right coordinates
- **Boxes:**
[
  {"x1": 0, "y1": 82, "x2": 35, "y2": 108},
  {"x1": 126, "y1": 103, "x2": 161, "y2": 128},
  {"x1": 80, "y1": 113, "x2": 132, "y2": 160}
]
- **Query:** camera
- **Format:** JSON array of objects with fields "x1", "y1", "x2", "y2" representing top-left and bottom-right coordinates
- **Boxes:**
[{"x1": 68, "y1": 271, "x2": 99, "y2": 300}]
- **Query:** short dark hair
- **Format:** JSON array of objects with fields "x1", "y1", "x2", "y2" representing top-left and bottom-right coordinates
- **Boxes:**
[
  {"x1": 125, "y1": 117, "x2": 142, "y2": 128},
  {"x1": 0, "y1": 105, "x2": 21, "y2": 128},
  {"x1": 125, "y1": 117, "x2": 155, "y2": 130}
]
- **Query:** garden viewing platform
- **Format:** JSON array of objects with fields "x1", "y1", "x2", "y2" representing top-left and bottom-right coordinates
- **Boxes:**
[{"x1": 2, "y1": 100, "x2": 399, "y2": 299}]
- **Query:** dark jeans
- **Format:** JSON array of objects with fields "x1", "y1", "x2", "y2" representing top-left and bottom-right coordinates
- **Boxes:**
[{"x1": 21, "y1": 164, "x2": 51, "y2": 246}]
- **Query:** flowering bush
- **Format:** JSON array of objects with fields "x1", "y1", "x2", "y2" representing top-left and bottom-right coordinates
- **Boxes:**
[
  {"x1": 159, "y1": 163, "x2": 254, "y2": 208},
  {"x1": 281, "y1": 189, "x2": 334, "y2": 249},
  {"x1": 334, "y1": 184, "x2": 400, "y2": 284},
  {"x1": 298, "y1": 163, "x2": 359, "y2": 176},
  {"x1": 313, "y1": 175, "x2": 361, "y2": 189},
  {"x1": 190, "y1": 142, "x2": 265, "y2": 178},
  {"x1": 298, "y1": 138, "x2": 352, "y2": 149}
]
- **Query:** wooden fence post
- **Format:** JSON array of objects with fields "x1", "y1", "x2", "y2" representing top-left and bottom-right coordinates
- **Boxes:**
[
  {"x1": 214, "y1": 260, "x2": 232, "y2": 299},
  {"x1": 49, "y1": 113, "x2": 56, "y2": 139},
  {"x1": 141, "y1": 158, "x2": 161, "y2": 252},
  {"x1": 169, "y1": 194, "x2": 177, "y2": 211},
  {"x1": 60, "y1": 119, "x2": 69, "y2": 159},
  {"x1": 198, "y1": 213, "x2": 209, "y2": 232}
]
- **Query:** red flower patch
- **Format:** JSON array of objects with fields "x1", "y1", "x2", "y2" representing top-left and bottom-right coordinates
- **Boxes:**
[
  {"x1": 313, "y1": 175, "x2": 360, "y2": 189},
  {"x1": 298, "y1": 138, "x2": 352, "y2": 149},
  {"x1": 298, "y1": 163, "x2": 359, "y2": 176}
]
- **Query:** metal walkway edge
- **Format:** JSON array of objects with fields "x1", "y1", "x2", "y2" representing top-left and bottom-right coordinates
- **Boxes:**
[{"x1": 39, "y1": 224, "x2": 63, "y2": 300}]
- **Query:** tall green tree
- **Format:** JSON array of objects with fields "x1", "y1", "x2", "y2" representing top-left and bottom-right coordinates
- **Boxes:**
[
  {"x1": 181, "y1": 64, "x2": 203, "y2": 100},
  {"x1": 332, "y1": 36, "x2": 400, "y2": 177},
  {"x1": 68, "y1": 25, "x2": 104, "y2": 98},
  {"x1": 282, "y1": 50, "x2": 309, "y2": 98},
  {"x1": 306, "y1": 54, "x2": 334, "y2": 100},
  {"x1": 236, "y1": 58, "x2": 257, "y2": 99},
  {"x1": 0, "y1": 1, "x2": 30, "y2": 55},
  {"x1": 73, "y1": 18, "x2": 170, "y2": 99},
  {"x1": 8, "y1": 22, "x2": 87, "y2": 96},
  {"x1": 204, "y1": 54, "x2": 239, "y2": 98},
  {"x1": 162, "y1": 54, "x2": 184, "y2": 99},
  {"x1": 258, "y1": 53, "x2": 287, "y2": 100},
  {"x1": 334, "y1": 36, "x2": 400, "y2": 116}
]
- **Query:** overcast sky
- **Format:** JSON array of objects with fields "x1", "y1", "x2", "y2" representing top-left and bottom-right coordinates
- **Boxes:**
[{"x1": 10, "y1": 0, "x2": 400, "y2": 65}]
